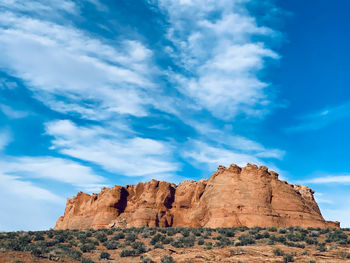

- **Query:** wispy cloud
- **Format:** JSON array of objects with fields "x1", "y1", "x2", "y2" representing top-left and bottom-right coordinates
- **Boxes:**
[
  {"x1": 155, "y1": 0, "x2": 280, "y2": 119},
  {"x1": 0, "y1": 172, "x2": 63, "y2": 203},
  {"x1": 0, "y1": 156, "x2": 106, "y2": 191},
  {"x1": 302, "y1": 174, "x2": 350, "y2": 184},
  {"x1": 0, "y1": 129, "x2": 11, "y2": 151},
  {"x1": 188, "y1": 121, "x2": 285, "y2": 160},
  {"x1": 182, "y1": 139, "x2": 262, "y2": 171},
  {"x1": 287, "y1": 102, "x2": 350, "y2": 132},
  {"x1": 1, "y1": 104, "x2": 28, "y2": 119},
  {"x1": 0, "y1": 10, "x2": 160, "y2": 119},
  {"x1": 46, "y1": 120, "x2": 179, "y2": 179},
  {"x1": 0, "y1": 0, "x2": 78, "y2": 16}
]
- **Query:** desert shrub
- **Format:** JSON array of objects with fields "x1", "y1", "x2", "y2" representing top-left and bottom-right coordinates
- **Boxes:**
[
  {"x1": 218, "y1": 228, "x2": 235, "y2": 237},
  {"x1": 104, "y1": 240, "x2": 119, "y2": 250},
  {"x1": 6, "y1": 239, "x2": 27, "y2": 251},
  {"x1": 273, "y1": 248, "x2": 284, "y2": 256},
  {"x1": 154, "y1": 242, "x2": 164, "y2": 249},
  {"x1": 150, "y1": 234, "x2": 165, "y2": 245},
  {"x1": 120, "y1": 249, "x2": 135, "y2": 257},
  {"x1": 77, "y1": 233, "x2": 88, "y2": 243},
  {"x1": 112, "y1": 232, "x2": 125, "y2": 240},
  {"x1": 305, "y1": 238, "x2": 318, "y2": 245},
  {"x1": 268, "y1": 227, "x2": 277, "y2": 232},
  {"x1": 320, "y1": 228, "x2": 330, "y2": 234},
  {"x1": 141, "y1": 256, "x2": 154, "y2": 263},
  {"x1": 308, "y1": 261, "x2": 316, "y2": 263},
  {"x1": 285, "y1": 242, "x2": 305, "y2": 249},
  {"x1": 54, "y1": 235, "x2": 66, "y2": 243},
  {"x1": 278, "y1": 228, "x2": 287, "y2": 234},
  {"x1": 166, "y1": 228, "x2": 177, "y2": 236},
  {"x1": 267, "y1": 240, "x2": 275, "y2": 245},
  {"x1": 100, "y1": 251, "x2": 110, "y2": 259},
  {"x1": 67, "y1": 249, "x2": 82, "y2": 260},
  {"x1": 283, "y1": 253, "x2": 294, "y2": 262},
  {"x1": 132, "y1": 241, "x2": 146, "y2": 255},
  {"x1": 94, "y1": 232, "x2": 107, "y2": 243},
  {"x1": 180, "y1": 236, "x2": 195, "y2": 247},
  {"x1": 262, "y1": 231, "x2": 270, "y2": 238},
  {"x1": 81, "y1": 257, "x2": 94, "y2": 263},
  {"x1": 47, "y1": 231, "x2": 54, "y2": 238},
  {"x1": 286, "y1": 231, "x2": 306, "y2": 242},
  {"x1": 249, "y1": 227, "x2": 261, "y2": 235},
  {"x1": 181, "y1": 229, "x2": 190, "y2": 237},
  {"x1": 192, "y1": 228, "x2": 203, "y2": 236},
  {"x1": 163, "y1": 237, "x2": 174, "y2": 244},
  {"x1": 161, "y1": 255, "x2": 175, "y2": 263},
  {"x1": 30, "y1": 247, "x2": 43, "y2": 257},
  {"x1": 310, "y1": 231, "x2": 320, "y2": 237},
  {"x1": 214, "y1": 236, "x2": 232, "y2": 247},
  {"x1": 142, "y1": 232, "x2": 150, "y2": 238},
  {"x1": 80, "y1": 243, "x2": 95, "y2": 253},
  {"x1": 197, "y1": 237, "x2": 205, "y2": 245},
  {"x1": 325, "y1": 230, "x2": 348, "y2": 243},
  {"x1": 171, "y1": 240, "x2": 182, "y2": 248},
  {"x1": 34, "y1": 234, "x2": 45, "y2": 241},
  {"x1": 236, "y1": 234, "x2": 255, "y2": 246},
  {"x1": 126, "y1": 233, "x2": 137, "y2": 242},
  {"x1": 204, "y1": 242, "x2": 212, "y2": 250},
  {"x1": 317, "y1": 244, "x2": 327, "y2": 252}
]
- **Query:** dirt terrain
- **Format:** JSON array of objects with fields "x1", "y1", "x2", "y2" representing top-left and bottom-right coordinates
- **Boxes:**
[{"x1": 1, "y1": 226, "x2": 350, "y2": 263}]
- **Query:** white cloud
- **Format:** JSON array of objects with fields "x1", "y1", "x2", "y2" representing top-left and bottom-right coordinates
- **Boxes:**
[
  {"x1": 0, "y1": 0, "x2": 78, "y2": 16},
  {"x1": 0, "y1": 11, "x2": 159, "y2": 119},
  {"x1": 46, "y1": 120, "x2": 179, "y2": 178},
  {"x1": 287, "y1": 102, "x2": 350, "y2": 132},
  {"x1": 314, "y1": 192, "x2": 333, "y2": 204},
  {"x1": 0, "y1": 172, "x2": 62, "y2": 203},
  {"x1": 155, "y1": 0, "x2": 279, "y2": 119},
  {"x1": 0, "y1": 129, "x2": 11, "y2": 150},
  {"x1": 303, "y1": 175, "x2": 350, "y2": 184},
  {"x1": 0, "y1": 156, "x2": 105, "y2": 190},
  {"x1": 188, "y1": 121, "x2": 285, "y2": 160},
  {"x1": 1, "y1": 104, "x2": 28, "y2": 118},
  {"x1": 183, "y1": 139, "x2": 262, "y2": 171}
]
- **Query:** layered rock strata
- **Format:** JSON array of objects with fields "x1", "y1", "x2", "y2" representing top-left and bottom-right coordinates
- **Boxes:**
[{"x1": 55, "y1": 164, "x2": 339, "y2": 229}]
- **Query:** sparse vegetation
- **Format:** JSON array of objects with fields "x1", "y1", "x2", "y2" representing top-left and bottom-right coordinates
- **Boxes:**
[{"x1": 0, "y1": 227, "x2": 348, "y2": 262}]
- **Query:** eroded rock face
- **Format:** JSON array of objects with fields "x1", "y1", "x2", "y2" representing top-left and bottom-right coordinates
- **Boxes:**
[{"x1": 55, "y1": 164, "x2": 339, "y2": 229}]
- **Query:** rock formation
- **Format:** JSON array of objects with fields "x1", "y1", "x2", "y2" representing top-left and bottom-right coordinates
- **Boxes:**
[{"x1": 55, "y1": 164, "x2": 339, "y2": 230}]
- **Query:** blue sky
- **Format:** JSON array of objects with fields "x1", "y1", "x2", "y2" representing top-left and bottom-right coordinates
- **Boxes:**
[{"x1": 0, "y1": 0, "x2": 349, "y2": 231}]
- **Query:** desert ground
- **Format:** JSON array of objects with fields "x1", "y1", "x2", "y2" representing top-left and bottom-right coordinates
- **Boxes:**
[{"x1": 1, "y1": 226, "x2": 350, "y2": 263}]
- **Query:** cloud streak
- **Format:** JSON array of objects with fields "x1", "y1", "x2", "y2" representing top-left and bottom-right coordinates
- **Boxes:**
[
  {"x1": 303, "y1": 174, "x2": 350, "y2": 184},
  {"x1": 287, "y1": 102, "x2": 350, "y2": 132},
  {"x1": 0, "y1": 156, "x2": 106, "y2": 191},
  {"x1": 46, "y1": 120, "x2": 179, "y2": 179}
]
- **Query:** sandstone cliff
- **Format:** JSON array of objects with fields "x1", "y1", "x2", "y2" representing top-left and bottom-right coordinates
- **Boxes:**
[{"x1": 55, "y1": 164, "x2": 339, "y2": 229}]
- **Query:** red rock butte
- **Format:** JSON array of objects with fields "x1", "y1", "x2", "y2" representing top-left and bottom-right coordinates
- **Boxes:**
[{"x1": 55, "y1": 163, "x2": 340, "y2": 230}]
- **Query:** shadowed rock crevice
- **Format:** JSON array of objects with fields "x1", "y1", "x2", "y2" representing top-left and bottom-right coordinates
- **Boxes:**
[{"x1": 55, "y1": 163, "x2": 340, "y2": 230}]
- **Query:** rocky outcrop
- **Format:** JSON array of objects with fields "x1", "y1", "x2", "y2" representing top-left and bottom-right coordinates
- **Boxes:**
[{"x1": 55, "y1": 163, "x2": 339, "y2": 229}]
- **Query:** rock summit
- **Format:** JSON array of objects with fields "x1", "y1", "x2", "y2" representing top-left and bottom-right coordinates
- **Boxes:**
[{"x1": 55, "y1": 163, "x2": 339, "y2": 230}]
